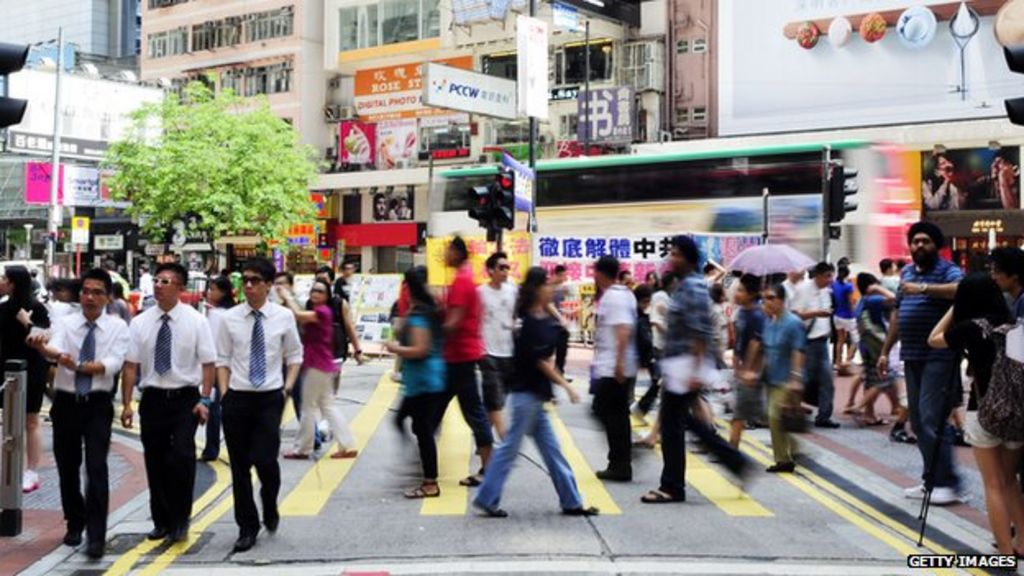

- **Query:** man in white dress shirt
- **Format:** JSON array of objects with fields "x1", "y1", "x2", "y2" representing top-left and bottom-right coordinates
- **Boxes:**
[
  {"x1": 793, "y1": 262, "x2": 840, "y2": 429},
  {"x1": 120, "y1": 262, "x2": 216, "y2": 544},
  {"x1": 216, "y1": 257, "x2": 303, "y2": 553},
  {"x1": 29, "y1": 269, "x2": 131, "y2": 559}
]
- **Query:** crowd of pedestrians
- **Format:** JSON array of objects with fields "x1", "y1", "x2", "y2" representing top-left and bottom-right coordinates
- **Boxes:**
[{"x1": 2, "y1": 218, "x2": 1024, "y2": 560}]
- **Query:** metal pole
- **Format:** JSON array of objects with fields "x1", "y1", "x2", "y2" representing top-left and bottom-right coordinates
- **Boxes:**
[
  {"x1": 46, "y1": 28, "x2": 64, "y2": 280},
  {"x1": 528, "y1": 0, "x2": 538, "y2": 242},
  {"x1": 583, "y1": 20, "x2": 590, "y2": 154},
  {"x1": 821, "y1": 146, "x2": 831, "y2": 263},
  {"x1": 762, "y1": 187, "x2": 770, "y2": 245},
  {"x1": 0, "y1": 360, "x2": 28, "y2": 536}
]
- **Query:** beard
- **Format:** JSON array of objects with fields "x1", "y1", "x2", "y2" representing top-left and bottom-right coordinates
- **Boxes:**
[{"x1": 912, "y1": 249, "x2": 938, "y2": 269}]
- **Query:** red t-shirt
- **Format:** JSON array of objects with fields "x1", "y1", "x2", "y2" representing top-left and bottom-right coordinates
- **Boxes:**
[
  {"x1": 444, "y1": 265, "x2": 483, "y2": 363},
  {"x1": 397, "y1": 283, "x2": 410, "y2": 317}
]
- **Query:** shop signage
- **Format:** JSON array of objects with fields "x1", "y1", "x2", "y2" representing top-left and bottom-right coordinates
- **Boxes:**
[
  {"x1": 578, "y1": 86, "x2": 634, "y2": 143},
  {"x1": 426, "y1": 231, "x2": 532, "y2": 286},
  {"x1": 553, "y1": 2, "x2": 583, "y2": 32},
  {"x1": 431, "y1": 148, "x2": 471, "y2": 160},
  {"x1": 556, "y1": 0, "x2": 640, "y2": 27},
  {"x1": 517, "y1": 15, "x2": 549, "y2": 119},
  {"x1": 144, "y1": 243, "x2": 166, "y2": 256},
  {"x1": 354, "y1": 56, "x2": 473, "y2": 121},
  {"x1": 423, "y1": 63, "x2": 518, "y2": 120},
  {"x1": 24, "y1": 161, "x2": 64, "y2": 204},
  {"x1": 71, "y1": 217, "x2": 90, "y2": 245},
  {"x1": 288, "y1": 223, "x2": 317, "y2": 246},
  {"x1": 94, "y1": 234, "x2": 124, "y2": 251},
  {"x1": 550, "y1": 86, "x2": 580, "y2": 101}
]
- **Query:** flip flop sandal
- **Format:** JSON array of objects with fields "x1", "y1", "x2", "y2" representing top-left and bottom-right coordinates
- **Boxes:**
[
  {"x1": 282, "y1": 452, "x2": 310, "y2": 460},
  {"x1": 459, "y1": 475, "x2": 483, "y2": 487},
  {"x1": 641, "y1": 489, "x2": 684, "y2": 504},
  {"x1": 330, "y1": 449, "x2": 358, "y2": 459},
  {"x1": 404, "y1": 484, "x2": 440, "y2": 499}
]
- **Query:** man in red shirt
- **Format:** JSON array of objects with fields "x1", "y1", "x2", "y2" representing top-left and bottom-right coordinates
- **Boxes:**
[{"x1": 442, "y1": 236, "x2": 494, "y2": 487}]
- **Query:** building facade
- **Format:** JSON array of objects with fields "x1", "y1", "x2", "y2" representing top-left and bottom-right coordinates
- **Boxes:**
[{"x1": 0, "y1": 0, "x2": 141, "y2": 59}]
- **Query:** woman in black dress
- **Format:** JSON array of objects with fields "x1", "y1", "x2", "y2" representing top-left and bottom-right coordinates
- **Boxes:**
[{"x1": 0, "y1": 266, "x2": 51, "y2": 493}]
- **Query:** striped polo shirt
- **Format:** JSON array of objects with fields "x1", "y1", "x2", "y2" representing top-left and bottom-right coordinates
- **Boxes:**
[{"x1": 896, "y1": 259, "x2": 963, "y2": 361}]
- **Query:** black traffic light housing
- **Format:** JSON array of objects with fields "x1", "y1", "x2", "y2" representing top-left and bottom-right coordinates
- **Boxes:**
[
  {"x1": 1004, "y1": 46, "x2": 1024, "y2": 126},
  {"x1": 467, "y1": 184, "x2": 493, "y2": 227},
  {"x1": 827, "y1": 161, "x2": 858, "y2": 232},
  {"x1": 0, "y1": 43, "x2": 29, "y2": 129},
  {"x1": 493, "y1": 166, "x2": 515, "y2": 231}
]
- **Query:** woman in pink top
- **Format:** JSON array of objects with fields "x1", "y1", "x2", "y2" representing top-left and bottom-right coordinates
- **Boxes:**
[{"x1": 278, "y1": 279, "x2": 357, "y2": 460}]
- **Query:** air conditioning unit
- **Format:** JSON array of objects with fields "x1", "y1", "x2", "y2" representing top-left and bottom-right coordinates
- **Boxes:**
[
  {"x1": 323, "y1": 105, "x2": 355, "y2": 122},
  {"x1": 395, "y1": 158, "x2": 414, "y2": 169}
]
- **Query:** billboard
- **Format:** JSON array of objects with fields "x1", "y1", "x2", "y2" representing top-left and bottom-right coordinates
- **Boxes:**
[
  {"x1": 354, "y1": 56, "x2": 473, "y2": 121},
  {"x1": 578, "y1": 87, "x2": 634, "y2": 143},
  {"x1": 517, "y1": 15, "x2": 549, "y2": 119},
  {"x1": 423, "y1": 63, "x2": 518, "y2": 120},
  {"x1": 339, "y1": 120, "x2": 376, "y2": 165},
  {"x1": 6, "y1": 69, "x2": 163, "y2": 160},
  {"x1": 371, "y1": 187, "x2": 415, "y2": 222},
  {"x1": 375, "y1": 119, "x2": 418, "y2": 170},
  {"x1": 718, "y1": 0, "x2": 1018, "y2": 135},
  {"x1": 921, "y1": 146, "x2": 1020, "y2": 212}
]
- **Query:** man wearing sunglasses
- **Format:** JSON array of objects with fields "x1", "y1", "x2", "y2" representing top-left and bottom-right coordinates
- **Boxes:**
[
  {"x1": 478, "y1": 252, "x2": 517, "y2": 440},
  {"x1": 120, "y1": 262, "x2": 217, "y2": 544},
  {"x1": 215, "y1": 257, "x2": 303, "y2": 553}
]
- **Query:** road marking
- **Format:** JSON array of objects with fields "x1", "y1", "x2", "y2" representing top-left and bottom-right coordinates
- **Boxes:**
[
  {"x1": 733, "y1": 433, "x2": 978, "y2": 576},
  {"x1": 280, "y1": 373, "x2": 400, "y2": 516},
  {"x1": 422, "y1": 402, "x2": 472, "y2": 516},
  {"x1": 103, "y1": 459, "x2": 231, "y2": 576},
  {"x1": 548, "y1": 407, "x2": 621, "y2": 515}
]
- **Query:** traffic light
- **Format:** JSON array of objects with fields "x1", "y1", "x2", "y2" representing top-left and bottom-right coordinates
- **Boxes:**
[
  {"x1": 0, "y1": 43, "x2": 29, "y2": 129},
  {"x1": 492, "y1": 167, "x2": 515, "y2": 231},
  {"x1": 1004, "y1": 46, "x2": 1024, "y2": 126},
  {"x1": 827, "y1": 161, "x2": 858, "y2": 228},
  {"x1": 467, "y1": 183, "x2": 494, "y2": 229}
]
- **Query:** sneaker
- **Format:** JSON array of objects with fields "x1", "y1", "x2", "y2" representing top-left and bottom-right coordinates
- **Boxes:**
[
  {"x1": 930, "y1": 487, "x2": 961, "y2": 506},
  {"x1": 22, "y1": 470, "x2": 40, "y2": 494},
  {"x1": 904, "y1": 484, "x2": 926, "y2": 499},
  {"x1": 390, "y1": 371, "x2": 403, "y2": 383}
]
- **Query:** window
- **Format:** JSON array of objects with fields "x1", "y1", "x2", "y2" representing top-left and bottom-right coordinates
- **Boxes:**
[
  {"x1": 421, "y1": 0, "x2": 440, "y2": 40},
  {"x1": 419, "y1": 123, "x2": 470, "y2": 152},
  {"x1": 676, "y1": 39, "x2": 688, "y2": 54},
  {"x1": 192, "y1": 17, "x2": 242, "y2": 51},
  {"x1": 693, "y1": 38, "x2": 707, "y2": 53},
  {"x1": 220, "y1": 69, "x2": 244, "y2": 94},
  {"x1": 691, "y1": 107, "x2": 707, "y2": 124},
  {"x1": 380, "y1": 0, "x2": 419, "y2": 45},
  {"x1": 556, "y1": 40, "x2": 614, "y2": 86},
  {"x1": 147, "y1": 27, "x2": 188, "y2": 58},
  {"x1": 338, "y1": 0, "x2": 438, "y2": 52},
  {"x1": 242, "y1": 60, "x2": 292, "y2": 96},
  {"x1": 494, "y1": 121, "x2": 530, "y2": 145},
  {"x1": 559, "y1": 114, "x2": 578, "y2": 139},
  {"x1": 482, "y1": 52, "x2": 516, "y2": 80},
  {"x1": 245, "y1": 6, "x2": 294, "y2": 43}
]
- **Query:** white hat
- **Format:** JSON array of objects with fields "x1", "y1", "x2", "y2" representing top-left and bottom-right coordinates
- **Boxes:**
[
  {"x1": 995, "y1": 0, "x2": 1024, "y2": 47},
  {"x1": 828, "y1": 17, "x2": 853, "y2": 48},
  {"x1": 897, "y1": 6, "x2": 938, "y2": 50}
]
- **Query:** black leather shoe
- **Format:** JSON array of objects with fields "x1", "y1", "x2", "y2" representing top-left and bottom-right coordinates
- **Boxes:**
[
  {"x1": 146, "y1": 527, "x2": 169, "y2": 541},
  {"x1": 766, "y1": 462, "x2": 796, "y2": 473},
  {"x1": 814, "y1": 420, "x2": 841, "y2": 429},
  {"x1": 232, "y1": 534, "x2": 257, "y2": 553},
  {"x1": 596, "y1": 469, "x2": 632, "y2": 482},
  {"x1": 168, "y1": 525, "x2": 188, "y2": 543},
  {"x1": 85, "y1": 541, "x2": 105, "y2": 559},
  {"x1": 63, "y1": 528, "x2": 83, "y2": 547},
  {"x1": 263, "y1": 512, "x2": 280, "y2": 533},
  {"x1": 562, "y1": 506, "x2": 600, "y2": 517}
]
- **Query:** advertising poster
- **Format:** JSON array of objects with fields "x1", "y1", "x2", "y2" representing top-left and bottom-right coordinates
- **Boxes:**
[
  {"x1": 371, "y1": 187, "x2": 415, "y2": 222},
  {"x1": 577, "y1": 87, "x2": 634, "y2": 143},
  {"x1": 348, "y1": 274, "x2": 403, "y2": 343},
  {"x1": 354, "y1": 56, "x2": 473, "y2": 121},
  {"x1": 426, "y1": 232, "x2": 532, "y2": 286},
  {"x1": 375, "y1": 119, "x2": 418, "y2": 170},
  {"x1": 24, "y1": 162, "x2": 64, "y2": 204},
  {"x1": 921, "y1": 146, "x2": 1020, "y2": 212},
  {"x1": 339, "y1": 121, "x2": 376, "y2": 166}
]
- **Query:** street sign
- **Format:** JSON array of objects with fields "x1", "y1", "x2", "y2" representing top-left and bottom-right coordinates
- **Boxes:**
[
  {"x1": 517, "y1": 15, "x2": 549, "y2": 120},
  {"x1": 423, "y1": 63, "x2": 518, "y2": 120},
  {"x1": 553, "y1": 2, "x2": 583, "y2": 32},
  {"x1": 94, "y1": 234, "x2": 123, "y2": 251},
  {"x1": 144, "y1": 243, "x2": 166, "y2": 256},
  {"x1": 501, "y1": 153, "x2": 535, "y2": 213},
  {"x1": 70, "y1": 217, "x2": 90, "y2": 245}
]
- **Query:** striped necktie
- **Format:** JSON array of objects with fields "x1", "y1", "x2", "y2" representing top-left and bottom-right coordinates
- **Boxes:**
[
  {"x1": 75, "y1": 321, "x2": 97, "y2": 396},
  {"x1": 154, "y1": 314, "x2": 172, "y2": 375},
  {"x1": 249, "y1": 310, "x2": 266, "y2": 388}
]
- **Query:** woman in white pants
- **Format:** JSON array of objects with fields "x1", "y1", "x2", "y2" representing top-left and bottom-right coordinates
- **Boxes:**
[{"x1": 278, "y1": 279, "x2": 357, "y2": 460}]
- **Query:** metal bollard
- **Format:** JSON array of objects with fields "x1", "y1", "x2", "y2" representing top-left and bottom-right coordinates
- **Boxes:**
[{"x1": 0, "y1": 359, "x2": 27, "y2": 536}]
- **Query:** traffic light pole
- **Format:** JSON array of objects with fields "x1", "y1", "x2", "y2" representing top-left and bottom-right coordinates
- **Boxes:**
[
  {"x1": 45, "y1": 28, "x2": 64, "y2": 280},
  {"x1": 821, "y1": 145, "x2": 831, "y2": 263},
  {"x1": 528, "y1": 0, "x2": 539, "y2": 263}
]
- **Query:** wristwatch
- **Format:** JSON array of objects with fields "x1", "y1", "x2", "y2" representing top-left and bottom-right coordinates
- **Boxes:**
[{"x1": 199, "y1": 397, "x2": 213, "y2": 408}]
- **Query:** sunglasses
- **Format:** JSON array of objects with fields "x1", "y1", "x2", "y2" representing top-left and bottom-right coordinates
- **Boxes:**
[
  {"x1": 154, "y1": 277, "x2": 176, "y2": 286},
  {"x1": 497, "y1": 265, "x2": 511, "y2": 271},
  {"x1": 310, "y1": 287, "x2": 327, "y2": 294},
  {"x1": 242, "y1": 276, "x2": 264, "y2": 286}
]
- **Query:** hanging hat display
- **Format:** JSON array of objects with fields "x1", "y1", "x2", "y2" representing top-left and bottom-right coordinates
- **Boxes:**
[
  {"x1": 897, "y1": 6, "x2": 938, "y2": 49},
  {"x1": 859, "y1": 12, "x2": 888, "y2": 43},
  {"x1": 828, "y1": 16, "x2": 853, "y2": 47},
  {"x1": 796, "y1": 21, "x2": 821, "y2": 49}
]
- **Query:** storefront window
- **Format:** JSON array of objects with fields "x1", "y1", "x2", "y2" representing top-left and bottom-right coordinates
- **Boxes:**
[
  {"x1": 482, "y1": 52, "x2": 517, "y2": 80},
  {"x1": 420, "y1": 124, "x2": 470, "y2": 153},
  {"x1": 558, "y1": 40, "x2": 614, "y2": 85},
  {"x1": 494, "y1": 121, "x2": 530, "y2": 146}
]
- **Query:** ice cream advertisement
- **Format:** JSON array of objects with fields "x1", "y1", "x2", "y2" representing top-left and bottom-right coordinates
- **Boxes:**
[
  {"x1": 375, "y1": 119, "x2": 418, "y2": 170},
  {"x1": 339, "y1": 121, "x2": 376, "y2": 166}
]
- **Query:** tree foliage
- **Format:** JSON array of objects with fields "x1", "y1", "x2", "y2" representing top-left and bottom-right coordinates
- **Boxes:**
[{"x1": 103, "y1": 81, "x2": 320, "y2": 246}]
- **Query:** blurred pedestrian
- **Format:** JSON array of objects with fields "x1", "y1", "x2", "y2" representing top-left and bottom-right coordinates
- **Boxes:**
[
  {"x1": 216, "y1": 257, "x2": 303, "y2": 553},
  {"x1": 0, "y1": 265, "x2": 51, "y2": 494},
  {"x1": 846, "y1": 273, "x2": 903, "y2": 427},
  {"x1": 478, "y1": 252, "x2": 517, "y2": 440},
  {"x1": 386, "y1": 266, "x2": 446, "y2": 499},
  {"x1": 473, "y1": 267, "x2": 598, "y2": 518},
  {"x1": 108, "y1": 283, "x2": 132, "y2": 323},
  {"x1": 794, "y1": 262, "x2": 839, "y2": 429},
  {"x1": 644, "y1": 271, "x2": 660, "y2": 291},
  {"x1": 832, "y1": 265, "x2": 858, "y2": 375},
  {"x1": 120, "y1": 262, "x2": 216, "y2": 544},
  {"x1": 551, "y1": 265, "x2": 571, "y2": 376},
  {"x1": 138, "y1": 263, "x2": 155, "y2": 309},
  {"x1": 201, "y1": 275, "x2": 234, "y2": 462},
  {"x1": 730, "y1": 274, "x2": 765, "y2": 448},
  {"x1": 28, "y1": 269, "x2": 130, "y2": 558},
  {"x1": 633, "y1": 273, "x2": 678, "y2": 420},
  {"x1": 592, "y1": 255, "x2": 637, "y2": 482},
  {"x1": 879, "y1": 222, "x2": 963, "y2": 505},
  {"x1": 989, "y1": 247, "x2": 1024, "y2": 321}
]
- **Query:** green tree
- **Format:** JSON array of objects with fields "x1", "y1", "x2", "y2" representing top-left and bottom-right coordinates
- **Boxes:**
[{"x1": 103, "y1": 81, "x2": 320, "y2": 246}]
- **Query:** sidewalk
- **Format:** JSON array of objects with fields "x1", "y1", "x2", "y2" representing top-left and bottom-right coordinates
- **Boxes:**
[{"x1": 0, "y1": 412, "x2": 149, "y2": 576}]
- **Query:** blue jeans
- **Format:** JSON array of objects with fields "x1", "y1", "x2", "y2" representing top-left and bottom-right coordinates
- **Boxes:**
[
  {"x1": 805, "y1": 338, "x2": 834, "y2": 423},
  {"x1": 474, "y1": 392, "x2": 583, "y2": 512},
  {"x1": 905, "y1": 359, "x2": 959, "y2": 489}
]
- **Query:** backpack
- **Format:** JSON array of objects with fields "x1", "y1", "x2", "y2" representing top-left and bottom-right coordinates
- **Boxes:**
[{"x1": 974, "y1": 319, "x2": 1024, "y2": 442}]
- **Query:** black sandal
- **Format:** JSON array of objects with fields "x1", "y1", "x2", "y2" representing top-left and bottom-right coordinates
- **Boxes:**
[
  {"x1": 473, "y1": 503, "x2": 508, "y2": 518},
  {"x1": 563, "y1": 506, "x2": 600, "y2": 516},
  {"x1": 459, "y1": 475, "x2": 483, "y2": 487},
  {"x1": 404, "y1": 483, "x2": 440, "y2": 499},
  {"x1": 641, "y1": 489, "x2": 685, "y2": 504}
]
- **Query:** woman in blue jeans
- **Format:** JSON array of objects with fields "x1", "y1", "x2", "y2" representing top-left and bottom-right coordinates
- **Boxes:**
[{"x1": 473, "y1": 267, "x2": 599, "y2": 518}]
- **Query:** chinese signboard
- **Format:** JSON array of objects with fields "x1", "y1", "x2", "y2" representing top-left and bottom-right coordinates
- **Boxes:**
[
  {"x1": 339, "y1": 121, "x2": 376, "y2": 165},
  {"x1": 426, "y1": 231, "x2": 532, "y2": 286},
  {"x1": 578, "y1": 86, "x2": 634, "y2": 143},
  {"x1": 423, "y1": 63, "x2": 518, "y2": 120},
  {"x1": 288, "y1": 223, "x2": 317, "y2": 247},
  {"x1": 354, "y1": 56, "x2": 473, "y2": 121},
  {"x1": 24, "y1": 162, "x2": 64, "y2": 204},
  {"x1": 536, "y1": 233, "x2": 762, "y2": 283},
  {"x1": 517, "y1": 15, "x2": 549, "y2": 120}
]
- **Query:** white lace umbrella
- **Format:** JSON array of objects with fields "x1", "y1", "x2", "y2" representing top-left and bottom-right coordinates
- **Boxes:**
[{"x1": 727, "y1": 244, "x2": 816, "y2": 276}]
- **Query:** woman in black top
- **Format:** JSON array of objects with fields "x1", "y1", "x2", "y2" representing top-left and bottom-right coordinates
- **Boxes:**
[
  {"x1": 0, "y1": 266, "x2": 51, "y2": 493},
  {"x1": 928, "y1": 273, "x2": 1023, "y2": 557},
  {"x1": 472, "y1": 267, "x2": 598, "y2": 518}
]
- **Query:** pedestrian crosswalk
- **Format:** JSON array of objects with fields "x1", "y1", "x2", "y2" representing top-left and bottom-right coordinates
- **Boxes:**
[{"x1": 421, "y1": 403, "x2": 473, "y2": 516}]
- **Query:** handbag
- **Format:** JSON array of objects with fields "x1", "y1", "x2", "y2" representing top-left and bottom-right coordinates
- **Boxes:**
[
  {"x1": 974, "y1": 319, "x2": 1024, "y2": 442},
  {"x1": 780, "y1": 390, "x2": 809, "y2": 433}
]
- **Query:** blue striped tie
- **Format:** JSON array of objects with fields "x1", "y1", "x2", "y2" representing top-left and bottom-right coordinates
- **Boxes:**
[
  {"x1": 154, "y1": 314, "x2": 172, "y2": 375},
  {"x1": 75, "y1": 321, "x2": 97, "y2": 396},
  {"x1": 249, "y1": 310, "x2": 266, "y2": 388}
]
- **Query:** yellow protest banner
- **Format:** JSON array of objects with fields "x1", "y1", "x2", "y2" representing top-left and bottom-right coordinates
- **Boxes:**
[{"x1": 426, "y1": 231, "x2": 531, "y2": 287}]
